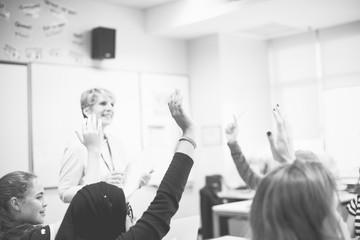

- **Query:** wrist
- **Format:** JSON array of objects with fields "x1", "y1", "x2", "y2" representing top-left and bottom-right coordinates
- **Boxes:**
[
  {"x1": 87, "y1": 146, "x2": 102, "y2": 154},
  {"x1": 227, "y1": 139, "x2": 238, "y2": 145},
  {"x1": 182, "y1": 126, "x2": 195, "y2": 139},
  {"x1": 179, "y1": 136, "x2": 197, "y2": 149}
]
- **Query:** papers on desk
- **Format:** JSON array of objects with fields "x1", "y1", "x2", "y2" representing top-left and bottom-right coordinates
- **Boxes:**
[
  {"x1": 217, "y1": 189, "x2": 255, "y2": 200},
  {"x1": 338, "y1": 191, "x2": 356, "y2": 203},
  {"x1": 217, "y1": 189, "x2": 354, "y2": 203},
  {"x1": 211, "y1": 236, "x2": 248, "y2": 240},
  {"x1": 212, "y1": 200, "x2": 253, "y2": 215}
]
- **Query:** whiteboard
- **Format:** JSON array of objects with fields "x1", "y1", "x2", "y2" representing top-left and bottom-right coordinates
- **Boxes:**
[
  {"x1": 139, "y1": 73, "x2": 190, "y2": 186},
  {"x1": 31, "y1": 63, "x2": 141, "y2": 187},
  {"x1": 0, "y1": 62, "x2": 30, "y2": 177}
]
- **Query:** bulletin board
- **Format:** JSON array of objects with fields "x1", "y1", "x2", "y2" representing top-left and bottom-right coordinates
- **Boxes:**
[
  {"x1": 0, "y1": 62, "x2": 30, "y2": 177},
  {"x1": 30, "y1": 63, "x2": 142, "y2": 188},
  {"x1": 0, "y1": 0, "x2": 87, "y2": 63},
  {"x1": 139, "y1": 73, "x2": 190, "y2": 186}
]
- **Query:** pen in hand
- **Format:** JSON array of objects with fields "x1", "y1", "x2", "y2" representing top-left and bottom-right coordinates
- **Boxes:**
[{"x1": 126, "y1": 169, "x2": 154, "y2": 200}]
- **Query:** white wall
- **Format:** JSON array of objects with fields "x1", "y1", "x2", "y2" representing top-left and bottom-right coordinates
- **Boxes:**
[
  {"x1": 187, "y1": 33, "x2": 271, "y2": 198},
  {"x1": 219, "y1": 34, "x2": 272, "y2": 187},
  {"x1": 188, "y1": 35, "x2": 224, "y2": 190}
]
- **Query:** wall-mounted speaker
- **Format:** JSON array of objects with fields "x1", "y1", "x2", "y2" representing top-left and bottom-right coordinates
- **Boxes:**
[{"x1": 91, "y1": 27, "x2": 116, "y2": 59}]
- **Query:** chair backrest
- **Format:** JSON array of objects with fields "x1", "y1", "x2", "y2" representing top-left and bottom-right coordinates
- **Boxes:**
[
  {"x1": 163, "y1": 215, "x2": 200, "y2": 240},
  {"x1": 206, "y1": 174, "x2": 223, "y2": 192}
]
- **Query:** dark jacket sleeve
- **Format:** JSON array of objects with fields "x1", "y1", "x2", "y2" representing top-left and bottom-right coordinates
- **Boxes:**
[
  {"x1": 116, "y1": 152, "x2": 194, "y2": 240},
  {"x1": 227, "y1": 141, "x2": 262, "y2": 190}
]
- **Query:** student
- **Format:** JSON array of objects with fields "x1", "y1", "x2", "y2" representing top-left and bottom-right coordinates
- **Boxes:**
[
  {"x1": 0, "y1": 89, "x2": 195, "y2": 240},
  {"x1": 345, "y1": 170, "x2": 360, "y2": 238},
  {"x1": 58, "y1": 88, "x2": 151, "y2": 203},
  {"x1": 225, "y1": 105, "x2": 318, "y2": 189},
  {"x1": 0, "y1": 171, "x2": 61, "y2": 240},
  {"x1": 249, "y1": 159, "x2": 350, "y2": 240},
  {"x1": 224, "y1": 105, "x2": 295, "y2": 189}
]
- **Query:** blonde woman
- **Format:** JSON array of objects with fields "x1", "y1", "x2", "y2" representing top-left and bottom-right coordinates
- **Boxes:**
[{"x1": 58, "y1": 88, "x2": 151, "y2": 203}]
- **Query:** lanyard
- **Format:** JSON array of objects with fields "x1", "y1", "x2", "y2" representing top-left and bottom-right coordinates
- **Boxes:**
[{"x1": 101, "y1": 139, "x2": 114, "y2": 171}]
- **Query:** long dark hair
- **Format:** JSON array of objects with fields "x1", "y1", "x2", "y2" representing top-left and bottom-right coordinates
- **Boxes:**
[{"x1": 0, "y1": 171, "x2": 37, "y2": 239}]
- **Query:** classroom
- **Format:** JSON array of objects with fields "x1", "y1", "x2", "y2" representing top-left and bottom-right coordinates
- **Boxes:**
[{"x1": 1, "y1": 0, "x2": 360, "y2": 239}]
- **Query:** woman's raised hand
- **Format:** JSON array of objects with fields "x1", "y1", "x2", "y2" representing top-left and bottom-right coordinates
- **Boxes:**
[
  {"x1": 77, "y1": 113, "x2": 104, "y2": 151},
  {"x1": 267, "y1": 105, "x2": 295, "y2": 163}
]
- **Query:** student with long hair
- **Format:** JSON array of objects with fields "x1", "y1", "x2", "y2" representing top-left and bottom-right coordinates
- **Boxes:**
[
  {"x1": 0, "y1": 171, "x2": 61, "y2": 240},
  {"x1": 225, "y1": 105, "x2": 296, "y2": 189},
  {"x1": 250, "y1": 159, "x2": 350, "y2": 240},
  {"x1": 224, "y1": 105, "x2": 318, "y2": 189}
]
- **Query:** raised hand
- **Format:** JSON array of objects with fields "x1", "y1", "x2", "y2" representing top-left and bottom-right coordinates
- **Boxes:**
[
  {"x1": 76, "y1": 113, "x2": 104, "y2": 151},
  {"x1": 267, "y1": 105, "x2": 295, "y2": 163},
  {"x1": 225, "y1": 115, "x2": 239, "y2": 143},
  {"x1": 168, "y1": 89, "x2": 194, "y2": 136}
]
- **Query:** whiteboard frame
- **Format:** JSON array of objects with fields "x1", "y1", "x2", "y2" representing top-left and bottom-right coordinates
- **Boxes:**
[{"x1": 0, "y1": 61, "x2": 32, "y2": 176}]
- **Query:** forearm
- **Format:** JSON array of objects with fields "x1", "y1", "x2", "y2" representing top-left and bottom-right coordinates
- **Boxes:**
[
  {"x1": 59, "y1": 185, "x2": 83, "y2": 203},
  {"x1": 175, "y1": 127, "x2": 195, "y2": 159},
  {"x1": 59, "y1": 148, "x2": 86, "y2": 203},
  {"x1": 117, "y1": 153, "x2": 193, "y2": 240},
  {"x1": 227, "y1": 141, "x2": 262, "y2": 189},
  {"x1": 346, "y1": 214, "x2": 355, "y2": 238},
  {"x1": 83, "y1": 149, "x2": 102, "y2": 184}
]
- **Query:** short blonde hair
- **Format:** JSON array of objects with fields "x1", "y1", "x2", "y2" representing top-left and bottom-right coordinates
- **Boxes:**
[{"x1": 80, "y1": 88, "x2": 115, "y2": 118}]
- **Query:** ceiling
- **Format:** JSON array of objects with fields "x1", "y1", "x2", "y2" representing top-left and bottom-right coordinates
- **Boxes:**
[
  {"x1": 99, "y1": 0, "x2": 360, "y2": 40},
  {"x1": 101, "y1": 0, "x2": 178, "y2": 9}
]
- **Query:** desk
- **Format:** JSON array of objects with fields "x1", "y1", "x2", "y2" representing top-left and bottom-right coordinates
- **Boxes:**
[
  {"x1": 212, "y1": 200, "x2": 252, "y2": 238},
  {"x1": 210, "y1": 236, "x2": 247, "y2": 240},
  {"x1": 217, "y1": 189, "x2": 255, "y2": 201},
  {"x1": 212, "y1": 191, "x2": 356, "y2": 238},
  {"x1": 339, "y1": 191, "x2": 356, "y2": 204}
]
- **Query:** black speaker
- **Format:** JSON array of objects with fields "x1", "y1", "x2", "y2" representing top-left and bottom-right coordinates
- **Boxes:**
[{"x1": 91, "y1": 27, "x2": 116, "y2": 59}]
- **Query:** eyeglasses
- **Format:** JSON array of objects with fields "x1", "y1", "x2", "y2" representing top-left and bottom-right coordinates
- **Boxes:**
[{"x1": 126, "y1": 202, "x2": 135, "y2": 224}]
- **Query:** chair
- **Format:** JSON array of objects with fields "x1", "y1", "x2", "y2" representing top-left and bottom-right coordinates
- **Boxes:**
[{"x1": 199, "y1": 175, "x2": 227, "y2": 239}]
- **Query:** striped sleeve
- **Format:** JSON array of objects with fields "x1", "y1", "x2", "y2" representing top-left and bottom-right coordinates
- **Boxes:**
[{"x1": 346, "y1": 195, "x2": 359, "y2": 216}]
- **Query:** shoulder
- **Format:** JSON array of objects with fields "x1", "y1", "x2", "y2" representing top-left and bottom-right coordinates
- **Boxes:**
[
  {"x1": 25, "y1": 225, "x2": 51, "y2": 240},
  {"x1": 5, "y1": 225, "x2": 50, "y2": 240},
  {"x1": 64, "y1": 131, "x2": 86, "y2": 151}
]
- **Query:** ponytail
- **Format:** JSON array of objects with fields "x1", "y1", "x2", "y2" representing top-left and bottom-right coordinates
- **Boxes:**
[
  {"x1": 0, "y1": 205, "x2": 16, "y2": 237},
  {"x1": 0, "y1": 171, "x2": 37, "y2": 239}
]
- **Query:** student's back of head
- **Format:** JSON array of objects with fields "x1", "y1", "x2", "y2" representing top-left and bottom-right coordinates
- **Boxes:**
[{"x1": 249, "y1": 159, "x2": 349, "y2": 240}]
